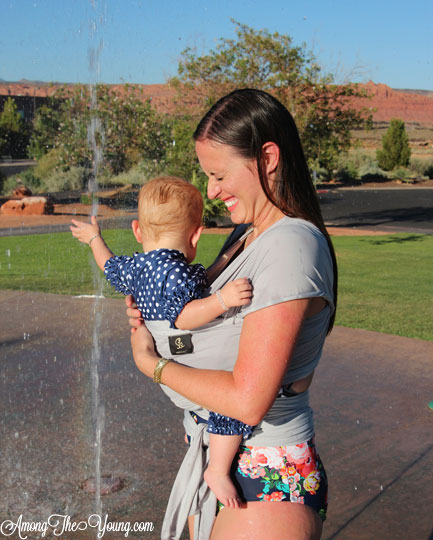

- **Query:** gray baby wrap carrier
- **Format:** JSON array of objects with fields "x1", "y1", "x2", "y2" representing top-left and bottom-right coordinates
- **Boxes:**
[{"x1": 146, "y1": 218, "x2": 334, "y2": 539}]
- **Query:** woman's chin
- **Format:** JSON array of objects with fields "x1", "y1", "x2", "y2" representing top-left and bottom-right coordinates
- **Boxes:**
[{"x1": 228, "y1": 210, "x2": 246, "y2": 225}]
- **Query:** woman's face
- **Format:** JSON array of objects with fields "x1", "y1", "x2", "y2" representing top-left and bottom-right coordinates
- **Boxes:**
[{"x1": 195, "y1": 138, "x2": 270, "y2": 226}]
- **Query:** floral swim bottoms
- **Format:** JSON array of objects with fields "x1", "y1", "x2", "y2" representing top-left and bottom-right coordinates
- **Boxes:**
[{"x1": 231, "y1": 438, "x2": 328, "y2": 521}]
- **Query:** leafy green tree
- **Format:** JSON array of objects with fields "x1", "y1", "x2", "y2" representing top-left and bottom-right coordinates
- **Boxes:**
[
  {"x1": 165, "y1": 115, "x2": 199, "y2": 179},
  {"x1": 164, "y1": 115, "x2": 226, "y2": 221},
  {"x1": 169, "y1": 20, "x2": 372, "y2": 173},
  {"x1": 0, "y1": 97, "x2": 30, "y2": 158},
  {"x1": 30, "y1": 84, "x2": 171, "y2": 178},
  {"x1": 28, "y1": 101, "x2": 62, "y2": 159},
  {"x1": 376, "y1": 119, "x2": 411, "y2": 171}
]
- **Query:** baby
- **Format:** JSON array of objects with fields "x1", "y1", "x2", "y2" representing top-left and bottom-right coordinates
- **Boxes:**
[{"x1": 70, "y1": 176, "x2": 253, "y2": 508}]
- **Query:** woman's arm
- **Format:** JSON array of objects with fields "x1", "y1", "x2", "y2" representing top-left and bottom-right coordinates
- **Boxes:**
[{"x1": 130, "y1": 297, "x2": 314, "y2": 426}]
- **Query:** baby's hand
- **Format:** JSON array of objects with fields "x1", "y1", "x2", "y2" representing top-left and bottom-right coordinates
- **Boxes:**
[
  {"x1": 70, "y1": 216, "x2": 101, "y2": 245},
  {"x1": 220, "y1": 278, "x2": 252, "y2": 308}
]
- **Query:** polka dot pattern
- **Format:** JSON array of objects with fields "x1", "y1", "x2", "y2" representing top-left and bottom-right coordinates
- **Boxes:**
[{"x1": 104, "y1": 249, "x2": 207, "y2": 328}]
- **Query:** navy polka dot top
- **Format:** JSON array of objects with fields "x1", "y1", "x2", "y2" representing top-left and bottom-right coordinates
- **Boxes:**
[{"x1": 104, "y1": 249, "x2": 208, "y2": 328}]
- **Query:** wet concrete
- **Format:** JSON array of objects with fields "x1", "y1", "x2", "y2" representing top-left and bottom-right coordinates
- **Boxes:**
[{"x1": 0, "y1": 291, "x2": 432, "y2": 539}]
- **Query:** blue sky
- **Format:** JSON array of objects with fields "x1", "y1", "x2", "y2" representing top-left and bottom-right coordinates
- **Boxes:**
[{"x1": 1, "y1": 0, "x2": 432, "y2": 90}]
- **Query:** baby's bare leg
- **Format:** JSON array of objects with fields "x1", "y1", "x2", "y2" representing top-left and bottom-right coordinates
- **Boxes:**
[{"x1": 204, "y1": 433, "x2": 242, "y2": 509}]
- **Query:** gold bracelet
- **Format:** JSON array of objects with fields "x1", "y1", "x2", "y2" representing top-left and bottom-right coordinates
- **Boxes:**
[
  {"x1": 88, "y1": 234, "x2": 101, "y2": 246},
  {"x1": 153, "y1": 358, "x2": 171, "y2": 384}
]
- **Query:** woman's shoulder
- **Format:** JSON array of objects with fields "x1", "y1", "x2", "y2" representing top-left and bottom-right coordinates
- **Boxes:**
[
  {"x1": 241, "y1": 217, "x2": 334, "y2": 316},
  {"x1": 255, "y1": 217, "x2": 327, "y2": 254}
]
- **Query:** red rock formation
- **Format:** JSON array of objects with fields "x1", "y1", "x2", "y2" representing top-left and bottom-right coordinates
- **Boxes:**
[
  {"x1": 1, "y1": 80, "x2": 433, "y2": 125},
  {"x1": 346, "y1": 81, "x2": 433, "y2": 125},
  {"x1": 1, "y1": 197, "x2": 54, "y2": 215},
  {"x1": 12, "y1": 186, "x2": 32, "y2": 199}
]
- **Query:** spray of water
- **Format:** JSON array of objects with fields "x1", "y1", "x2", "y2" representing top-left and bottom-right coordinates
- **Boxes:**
[{"x1": 87, "y1": 0, "x2": 106, "y2": 520}]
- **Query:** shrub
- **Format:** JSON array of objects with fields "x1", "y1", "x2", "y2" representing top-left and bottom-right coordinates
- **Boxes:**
[
  {"x1": 393, "y1": 167, "x2": 412, "y2": 183},
  {"x1": 0, "y1": 175, "x2": 17, "y2": 196},
  {"x1": 0, "y1": 169, "x2": 6, "y2": 193},
  {"x1": 0, "y1": 170, "x2": 42, "y2": 196},
  {"x1": 0, "y1": 97, "x2": 31, "y2": 158},
  {"x1": 43, "y1": 167, "x2": 88, "y2": 193},
  {"x1": 101, "y1": 159, "x2": 168, "y2": 188},
  {"x1": 335, "y1": 160, "x2": 359, "y2": 183},
  {"x1": 80, "y1": 194, "x2": 99, "y2": 205},
  {"x1": 425, "y1": 164, "x2": 433, "y2": 179},
  {"x1": 190, "y1": 170, "x2": 226, "y2": 223},
  {"x1": 20, "y1": 169, "x2": 42, "y2": 191},
  {"x1": 358, "y1": 163, "x2": 388, "y2": 181},
  {"x1": 33, "y1": 149, "x2": 62, "y2": 180},
  {"x1": 376, "y1": 119, "x2": 411, "y2": 171},
  {"x1": 308, "y1": 161, "x2": 331, "y2": 185}
]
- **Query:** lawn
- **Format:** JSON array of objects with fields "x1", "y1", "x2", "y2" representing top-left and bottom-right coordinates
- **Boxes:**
[
  {"x1": 0, "y1": 231, "x2": 431, "y2": 341},
  {"x1": 0, "y1": 230, "x2": 227, "y2": 297}
]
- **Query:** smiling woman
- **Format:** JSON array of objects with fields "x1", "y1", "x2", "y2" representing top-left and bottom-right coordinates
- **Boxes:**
[
  {"x1": 127, "y1": 88, "x2": 337, "y2": 540},
  {"x1": 195, "y1": 139, "x2": 282, "y2": 234}
]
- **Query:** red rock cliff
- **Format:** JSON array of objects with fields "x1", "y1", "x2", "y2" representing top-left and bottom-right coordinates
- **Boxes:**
[{"x1": 1, "y1": 80, "x2": 433, "y2": 125}]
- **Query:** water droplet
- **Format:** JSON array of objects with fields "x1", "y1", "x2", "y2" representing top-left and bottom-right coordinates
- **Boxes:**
[
  {"x1": 380, "y1": 485, "x2": 384, "y2": 491},
  {"x1": 354, "y1": 486, "x2": 358, "y2": 490}
]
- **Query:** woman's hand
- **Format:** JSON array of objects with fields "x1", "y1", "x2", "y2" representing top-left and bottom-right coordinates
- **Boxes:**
[
  {"x1": 125, "y1": 295, "x2": 144, "y2": 333},
  {"x1": 130, "y1": 325, "x2": 158, "y2": 378},
  {"x1": 125, "y1": 296, "x2": 158, "y2": 377}
]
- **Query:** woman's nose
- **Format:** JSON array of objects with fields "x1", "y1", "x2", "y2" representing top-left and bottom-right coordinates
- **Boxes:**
[{"x1": 207, "y1": 177, "x2": 221, "y2": 200}]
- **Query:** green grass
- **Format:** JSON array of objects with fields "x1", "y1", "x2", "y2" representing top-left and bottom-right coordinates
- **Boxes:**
[
  {"x1": 0, "y1": 231, "x2": 432, "y2": 341},
  {"x1": 0, "y1": 230, "x2": 226, "y2": 297},
  {"x1": 333, "y1": 234, "x2": 433, "y2": 341}
]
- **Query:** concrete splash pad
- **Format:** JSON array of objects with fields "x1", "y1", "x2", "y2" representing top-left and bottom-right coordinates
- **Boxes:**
[{"x1": 1, "y1": 291, "x2": 432, "y2": 539}]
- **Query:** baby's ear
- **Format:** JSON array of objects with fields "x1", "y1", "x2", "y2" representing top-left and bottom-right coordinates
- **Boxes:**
[
  {"x1": 131, "y1": 220, "x2": 143, "y2": 243},
  {"x1": 190, "y1": 225, "x2": 204, "y2": 248}
]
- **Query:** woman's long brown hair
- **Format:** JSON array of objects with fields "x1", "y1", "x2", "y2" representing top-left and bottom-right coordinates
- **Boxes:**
[{"x1": 194, "y1": 88, "x2": 338, "y2": 333}]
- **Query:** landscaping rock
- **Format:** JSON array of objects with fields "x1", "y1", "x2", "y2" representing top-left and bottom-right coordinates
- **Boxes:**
[
  {"x1": 1, "y1": 196, "x2": 54, "y2": 215},
  {"x1": 12, "y1": 185, "x2": 32, "y2": 199}
]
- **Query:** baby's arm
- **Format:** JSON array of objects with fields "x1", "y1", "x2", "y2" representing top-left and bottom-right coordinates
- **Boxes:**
[
  {"x1": 175, "y1": 278, "x2": 252, "y2": 330},
  {"x1": 70, "y1": 216, "x2": 114, "y2": 271}
]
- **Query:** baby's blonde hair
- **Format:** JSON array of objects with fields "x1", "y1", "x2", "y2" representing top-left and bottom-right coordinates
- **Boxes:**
[{"x1": 138, "y1": 176, "x2": 203, "y2": 241}]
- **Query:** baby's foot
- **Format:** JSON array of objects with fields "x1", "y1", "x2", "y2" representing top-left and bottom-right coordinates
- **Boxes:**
[{"x1": 204, "y1": 467, "x2": 242, "y2": 509}]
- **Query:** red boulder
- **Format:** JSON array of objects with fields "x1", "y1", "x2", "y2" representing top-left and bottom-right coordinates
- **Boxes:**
[{"x1": 1, "y1": 197, "x2": 54, "y2": 215}]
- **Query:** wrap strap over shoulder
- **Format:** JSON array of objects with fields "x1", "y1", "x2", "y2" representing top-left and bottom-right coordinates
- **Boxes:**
[{"x1": 161, "y1": 411, "x2": 217, "y2": 540}]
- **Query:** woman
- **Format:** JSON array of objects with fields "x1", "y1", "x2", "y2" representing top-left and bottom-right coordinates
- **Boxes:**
[{"x1": 127, "y1": 89, "x2": 337, "y2": 540}]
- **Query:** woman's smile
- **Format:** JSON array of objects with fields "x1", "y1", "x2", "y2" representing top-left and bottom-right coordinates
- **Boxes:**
[{"x1": 224, "y1": 197, "x2": 239, "y2": 212}]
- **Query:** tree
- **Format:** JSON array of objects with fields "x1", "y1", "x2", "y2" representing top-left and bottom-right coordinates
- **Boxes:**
[
  {"x1": 30, "y1": 84, "x2": 171, "y2": 177},
  {"x1": 376, "y1": 119, "x2": 411, "y2": 171},
  {"x1": 169, "y1": 20, "x2": 372, "y2": 173},
  {"x1": 0, "y1": 97, "x2": 30, "y2": 158},
  {"x1": 28, "y1": 101, "x2": 62, "y2": 159}
]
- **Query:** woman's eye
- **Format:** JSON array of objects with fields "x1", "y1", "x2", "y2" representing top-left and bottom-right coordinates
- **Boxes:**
[{"x1": 216, "y1": 177, "x2": 223, "y2": 182}]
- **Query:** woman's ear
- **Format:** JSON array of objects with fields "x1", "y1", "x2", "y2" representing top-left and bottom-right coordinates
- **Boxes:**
[
  {"x1": 190, "y1": 225, "x2": 204, "y2": 248},
  {"x1": 262, "y1": 142, "x2": 280, "y2": 175},
  {"x1": 131, "y1": 220, "x2": 143, "y2": 244}
]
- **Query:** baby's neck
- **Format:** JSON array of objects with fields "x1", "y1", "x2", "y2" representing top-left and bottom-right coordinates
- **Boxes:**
[{"x1": 142, "y1": 236, "x2": 188, "y2": 258}]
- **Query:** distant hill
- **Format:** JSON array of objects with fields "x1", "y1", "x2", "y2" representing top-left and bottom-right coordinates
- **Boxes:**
[
  {"x1": 392, "y1": 88, "x2": 433, "y2": 98},
  {"x1": 1, "y1": 79, "x2": 433, "y2": 126}
]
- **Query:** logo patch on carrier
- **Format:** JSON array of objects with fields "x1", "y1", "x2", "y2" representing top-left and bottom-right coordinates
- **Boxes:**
[{"x1": 168, "y1": 334, "x2": 194, "y2": 355}]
